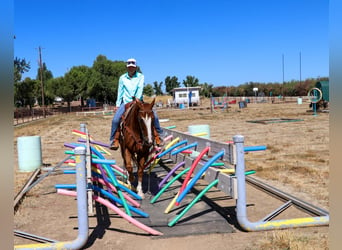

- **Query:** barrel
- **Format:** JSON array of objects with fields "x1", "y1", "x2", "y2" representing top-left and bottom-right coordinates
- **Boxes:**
[
  {"x1": 297, "y1": 98, "x2": 302, "y2": 104},
  {"x1": 188, "y1": 124, "x2": 210, "y2": 139},
  {"x1": 17, "y1": 136, "x2": 42, "y2": 172}
]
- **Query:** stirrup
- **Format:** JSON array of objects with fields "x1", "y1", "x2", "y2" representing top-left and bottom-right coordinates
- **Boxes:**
[
  {"x1": 156, "y1": 136, "x2": 164, "y2": 147},
  {"x1": 110, "y1": 140, "x2": 119, "y2": 150}
]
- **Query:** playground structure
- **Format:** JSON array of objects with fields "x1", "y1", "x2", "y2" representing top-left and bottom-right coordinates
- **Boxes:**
[{"x1": 14, "y1": 123, "x2": 329, "y2": 249}]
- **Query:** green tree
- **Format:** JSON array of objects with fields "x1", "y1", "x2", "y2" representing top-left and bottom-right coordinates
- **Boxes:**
[
  {"x1": 91, "y1": 55, "x2": 128, "y2": 104},
  {"x1": 153, "y1": 81, "x2": 163, "y2": 95},
  {"x1": 165, "y1": 76, "x2": 180, "y2": 94},
  {"x1": 200, "y1": 82, "x2": 213, "y2": 97},
  {"x1": 143, "y1": 84, "x2": 154, "y2": 97},
  {"x1": 14, "y1": 57, "x2": 31, "y2": 83},
  {"x1": 182, "y1": 75, "x2": 199, "y2": 87},
  {"x1": 14, "y1": 77, "x2": 38, "y2": 108},
  {"x1": 63, "y1": 67, "x2": 85, "y2": 110}
]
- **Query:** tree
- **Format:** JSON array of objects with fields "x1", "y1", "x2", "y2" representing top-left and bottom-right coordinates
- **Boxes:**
[
  {"x1": 200, "y1": 82, "x2": 213, "y2": 97},
  {"x1": 91, "y1": 55, "x2": 128, "y2": 104},
  {"x1": 165, "y1": 76, "x2": 180, "y2": 94},
  {"x1": 14, "y1": 77, "x2": 38, "y2": 108},
  {"x1": 63, "y1": 67, "x2": 85, "y2": 110},
  {"x1": 182, "y1": 75, "x2": 199, "y2": 87},
  {"x1": 14, "y1": 57, "x2": 30, "y2": 83},
  {"x1": 153, "y1": 81, "x2": 163, "y2": 95},
  {"x1": 143, "y1": 84, "x2": 154, "y2": 97}
]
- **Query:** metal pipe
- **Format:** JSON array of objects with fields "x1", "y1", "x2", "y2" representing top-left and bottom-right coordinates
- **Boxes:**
[
  {"x1": 234, "y1": 135, "x2": 329, "y2": 231},
  {"x1": 15, "y1": 146, "x2": 89, "y2": 249}
]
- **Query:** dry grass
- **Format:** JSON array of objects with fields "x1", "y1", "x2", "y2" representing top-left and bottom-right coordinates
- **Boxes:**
[{"x1": 250, "y1": 230, "x2": 329, "y2": 250}]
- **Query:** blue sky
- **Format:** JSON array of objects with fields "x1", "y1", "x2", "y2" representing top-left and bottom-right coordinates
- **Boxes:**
[{"x1": 14, "y1": 0, "x2": 328, "y2": 87}]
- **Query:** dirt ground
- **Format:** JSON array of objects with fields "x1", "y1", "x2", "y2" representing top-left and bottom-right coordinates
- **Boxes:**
[{"x1": 14, "y1": 99, "x2": 329, "y2": 249}]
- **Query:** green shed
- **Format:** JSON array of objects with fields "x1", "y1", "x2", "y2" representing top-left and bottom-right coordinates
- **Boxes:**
[{"x1": 315, "y1": 80, "x2": 329, "y2": 102}]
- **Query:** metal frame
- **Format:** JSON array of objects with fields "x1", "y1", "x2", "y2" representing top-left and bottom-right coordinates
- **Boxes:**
[{"x1": 162, "y1": 128, "x2": 329, "y2": 231}]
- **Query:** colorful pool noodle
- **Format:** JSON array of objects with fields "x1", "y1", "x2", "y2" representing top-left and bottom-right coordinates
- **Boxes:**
[
  {"x1": 165, "y1": 192, "x2": 180, "y2": 214},
  {"x1": 165, "y1": 125, "x2": 176, "y2": 129},
  {"x1": 92, "y1": 171, "x2": 141, "y2": 200},
  {"x1": 143, "y1": 149, "x2": 162, "y2": 170},
  {"x1": 55, "y1": 184, "x2": 76, "y2": 189},
  {"x1": 91, "y1": 160, "x2": 126, "y2": 179},
  {"x1": 230, "y1": 170, "x2": 256, "y2": 176},
  {"x1": 92, "y1": 158, "x2": 116, "y2": 165},
  {"x1": 92, "y1": 177, "x2": 140, "y2": 208},
  {"x1": 148, "y1": 158, "x2": 160, "y2": 174},
  {"x1": 90, "y1": 146, "x2": 132, "y2": 215},
  {"x1": 157, "y1": 161, "x2": 186, "y2": 189},
  {"x1": 65, "y1": 147, "x2": 122, "y2": 174},
  {"x1": 168, "y1": 179, "x2": 219, "y2": 227},
  {"x1": 244, "y1": 145, "x2": 267, "y2": 152},
  {"x1": 163, "y1": 134, "x2": 174, "y2": 143},
  {"x1": 157, "y1": 140, "x2": 188, "y2": 158},
  {"x1": 219, "y1": 168, "x2": 235, "y2": 174},
  {"x1": 91, "y1": 185, "x2": 148, "y2": 217},
  {"x1": 57, "y1": 189, "x2": 163, "y2": 236},
  {"x1": 164, "y1": 137, "x2": 180, "y2": 150},
  {"x1": 191, "y1": 132, "x2": 208, "y2": 137},
  {"x1": 170, "y1": 142, "x2": 198, "y2": 156},
  {"x1": 94, "y1": 144, "x2": 112, "y2": 156},
  {"x1": 176, "y1": 150, "x2": 225, "y2": 205},
  {"x1": 151, "y1": 167, "x2": 190, "y2": 204},
  {"x1": 164, "y1": 177, "x2": 193, "y2": 214},
  {"x1": 210, "y1": 162, "x2": 225, "y2": 167},
  {"x1": 77, "y1": 137, "x2": 109, "y2": 148},
  {"x1": 175, "y1": 146, "x2": 210, "y2": 206}
]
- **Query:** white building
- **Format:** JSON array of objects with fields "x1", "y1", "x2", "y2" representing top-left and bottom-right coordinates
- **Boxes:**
[{"x1": 171, "y1": 87, "x2": 201, "y2": 107}]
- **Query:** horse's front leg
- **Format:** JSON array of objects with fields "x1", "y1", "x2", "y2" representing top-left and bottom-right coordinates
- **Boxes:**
[
  {"x1": 136, "y1": 156, "x2": 148, "y2": 199},
  {"x1": 123, "y1": 149, "x2": 135, "y2": 191}
]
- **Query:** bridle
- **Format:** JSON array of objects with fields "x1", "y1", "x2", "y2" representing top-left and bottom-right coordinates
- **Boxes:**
[
  {"x1": 121, "y1": 102, "x2": 154, "y2": 150},
  {"x1": 137, "y1": 109, "x2": 154, "y2": 148}
]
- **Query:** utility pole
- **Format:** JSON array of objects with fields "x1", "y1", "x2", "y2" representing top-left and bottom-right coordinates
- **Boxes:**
[
  {"x1": 299, "y1": 52, "x2": 302, "y2": 91},
  {"x1": 282, "y1": 54, "x2": 285, "y2": 99},
  {"x1": 38, "y1": 46, "x2": 46, "y2": 118}
]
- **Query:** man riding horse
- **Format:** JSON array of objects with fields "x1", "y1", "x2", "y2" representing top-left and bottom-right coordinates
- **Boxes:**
[{"x1": 109, "y1": 58, "x2": 164, "y2": 150}]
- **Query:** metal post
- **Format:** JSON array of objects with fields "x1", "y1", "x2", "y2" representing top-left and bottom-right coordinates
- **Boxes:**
[
  {"x1": 80, "y1": 123, "x2": 94, "y2": 216},
  {"x1": 14, "y1": 147, "x2": 89, "y2": 249},
  {"x1": 234, "y1": 135, "x2": 329, "y2": 231}
]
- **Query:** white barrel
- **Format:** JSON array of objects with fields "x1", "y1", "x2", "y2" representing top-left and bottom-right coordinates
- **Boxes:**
[
  {"x1": 17, "y1": 136, "x2": 42, "y2": 172},
  {"x1": 297, "y1": 98, "x2": 302, "y2": 104},
  {"x1": 188, "y1": 124, "x2": 210, "y2": 139}
]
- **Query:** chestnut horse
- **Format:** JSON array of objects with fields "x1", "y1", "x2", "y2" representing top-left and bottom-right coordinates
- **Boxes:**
[{"x1": 118, "y1": 98, "x2": 157, "y2": 198}]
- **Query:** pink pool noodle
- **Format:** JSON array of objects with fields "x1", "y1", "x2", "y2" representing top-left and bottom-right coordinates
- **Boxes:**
[{"x1": 57, "y1": 189, "x2": 163, "y2": 236}]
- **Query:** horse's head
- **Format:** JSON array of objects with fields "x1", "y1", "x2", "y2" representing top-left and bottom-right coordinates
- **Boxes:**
[{"x1": 136, "y1": 98, "x2": 155, "y2": 146}]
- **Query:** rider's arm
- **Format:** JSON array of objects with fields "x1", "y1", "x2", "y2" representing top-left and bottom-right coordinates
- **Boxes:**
[
  {"x1": 116, "y1": 76, "x2": 124, "y2": 107},
  {"x1": 135, "y1": 73, "x2": 144, "y2": 101}
]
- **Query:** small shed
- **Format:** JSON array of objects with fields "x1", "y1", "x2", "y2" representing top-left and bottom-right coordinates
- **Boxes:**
[
  {"x1": 171, "y1": 87, "x2": 201, "y2": 107},
  {"x1": 315, "y1": 81, "x2": 329, "y2": 102}
]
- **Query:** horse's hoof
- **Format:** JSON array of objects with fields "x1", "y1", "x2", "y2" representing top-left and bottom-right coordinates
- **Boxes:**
[{"x1": 138, "y1": 192, "x2": 145, "y2": 199}]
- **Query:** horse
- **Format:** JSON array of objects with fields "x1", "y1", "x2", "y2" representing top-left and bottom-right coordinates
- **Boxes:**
[{"x1": 118, "y1": 98, "x2": 158, "y2": 198}]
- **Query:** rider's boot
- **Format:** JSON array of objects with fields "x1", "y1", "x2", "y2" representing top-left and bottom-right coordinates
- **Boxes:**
[
  {"x1": 153, "y1": 127, "x2": 164, "y2": 147},
  {"x1": 110, "y1": 129, "x2": 120, "y2": 150}
]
